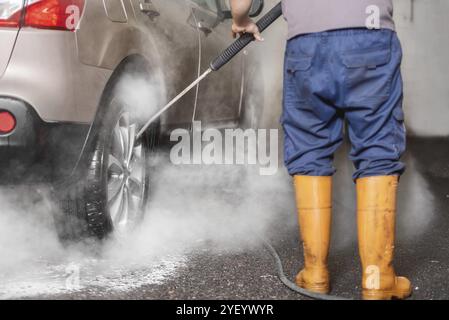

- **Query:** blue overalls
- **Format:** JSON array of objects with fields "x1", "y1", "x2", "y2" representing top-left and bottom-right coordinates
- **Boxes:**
[{"x1": 282, "y1": 29, "x2": 406, "y2": 180}]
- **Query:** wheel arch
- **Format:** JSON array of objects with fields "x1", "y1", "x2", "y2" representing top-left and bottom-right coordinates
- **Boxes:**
[{"x1": 62, "y1": 54, "x2": 162, "y2": 184}]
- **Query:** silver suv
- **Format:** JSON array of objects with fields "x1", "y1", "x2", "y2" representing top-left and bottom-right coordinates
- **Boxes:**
[{"x1": 0, "y1": 0, "x2": 264, "y2": 240}]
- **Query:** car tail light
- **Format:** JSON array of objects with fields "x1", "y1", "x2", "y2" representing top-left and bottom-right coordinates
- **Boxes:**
[
  {"x1": 0, "y1": 0, "x2": 84, "y2": 30},
  {"x1": 0, "y1": 111, "x2": 16, "y2": 134},
  {"x1": 0, "y1": 0, "x2": 24, "y2": 28},
  {"x1": 24, "y1": 0, "x2": 85, "y2": 31}
]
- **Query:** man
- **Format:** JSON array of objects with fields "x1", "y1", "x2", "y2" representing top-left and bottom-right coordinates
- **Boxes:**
[{"x1": 230, "y1": 0, "x2": 411, "y2": 300}]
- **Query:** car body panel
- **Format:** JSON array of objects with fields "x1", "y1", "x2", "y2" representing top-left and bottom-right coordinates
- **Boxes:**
[
  {"x1": 76, "y1": 0, "x2": 137, "y2": 70},
  {"x1": 0, "y1": 0, "x2": 258, "y2": 182},
  {"x1": 103, "y1": 0, "x2": 128, "y2": 23},
  {"x1": 188, "y1": 0, "x2": 243, "y2": 127},
  {"x1": 133, "y1": 0, "x2": 200, "y2": 126},
  {"x1": 76, "y1": 0, "x2": 200, "y2": 126},
  {"x1": 0, "y1": 28, "x2": 111, "y2": 123},
  {"x1": 1, "y1": 0, "x2": 245, "y2": 125},
  {"x1": 0, "y1": 28, "x2": 18, "y2": 78}
]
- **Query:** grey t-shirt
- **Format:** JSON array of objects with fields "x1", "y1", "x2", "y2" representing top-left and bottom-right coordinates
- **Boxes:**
[{"x1": 282, "y1": 0, "x2": 395, "y2": 39}]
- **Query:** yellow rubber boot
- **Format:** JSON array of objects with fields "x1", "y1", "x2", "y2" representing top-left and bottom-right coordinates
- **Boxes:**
[
  {"x1": 294, "y1": 176, "x2": 332, "y2": 294},
  {"x1": 357, "y1": 176, "x2": 412, "y2": 300}
]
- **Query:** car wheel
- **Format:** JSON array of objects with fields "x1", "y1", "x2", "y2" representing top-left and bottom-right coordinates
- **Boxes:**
[
  {"x1": 105, "y1": 111, "x2": 148, "y2": 232},
  {"x1": 54, "y1": 99, "x2": 159, "y2": 242}
]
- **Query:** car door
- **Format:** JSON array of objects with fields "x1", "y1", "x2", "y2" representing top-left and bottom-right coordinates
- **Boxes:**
[
  {"x1": 128, "y1": 0, "x2": 201, "y2": 128},
  {"x1": 187, "y1": 0, "x2": 244, "y2": 127}
]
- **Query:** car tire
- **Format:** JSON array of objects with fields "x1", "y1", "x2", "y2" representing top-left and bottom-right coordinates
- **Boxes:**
[{"x1": 54, "y1": 98, "x2": 159, "y2": 242}]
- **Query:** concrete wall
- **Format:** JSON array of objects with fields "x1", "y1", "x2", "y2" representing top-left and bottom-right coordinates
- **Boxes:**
[{"x1": 395, "y1": 0, "x2": 449, "y2": 137}]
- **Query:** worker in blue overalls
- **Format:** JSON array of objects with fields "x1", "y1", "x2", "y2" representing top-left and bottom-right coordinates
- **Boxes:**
[{"x1": 230, "y1": 0, "x2": 411, "y2": 300}]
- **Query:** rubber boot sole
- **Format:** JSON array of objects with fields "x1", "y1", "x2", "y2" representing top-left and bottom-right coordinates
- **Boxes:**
[{"x1": 362, "y1": 287, "x2": 412, "y2": 300}]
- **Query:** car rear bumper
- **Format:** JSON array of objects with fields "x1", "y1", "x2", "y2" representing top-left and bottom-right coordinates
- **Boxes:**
[{"x1": 0, "y1": 97, "x2": 90, "y2": 183}]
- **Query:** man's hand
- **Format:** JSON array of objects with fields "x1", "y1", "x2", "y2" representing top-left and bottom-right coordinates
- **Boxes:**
[
  {"x1": 230, "y1": 0, "x2": 263, "y2": 41},
  {"x1": 232, "y1": 17, "x2": 264, "y2": 41}
]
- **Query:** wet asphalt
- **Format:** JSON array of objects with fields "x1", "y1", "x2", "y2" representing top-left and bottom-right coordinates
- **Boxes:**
[
  {"x1": 116, "y1": 137, "x2": 449, "y2": 300},
  {"x1": 23, "y1": 137, "x2": 448, "y2": 300}
]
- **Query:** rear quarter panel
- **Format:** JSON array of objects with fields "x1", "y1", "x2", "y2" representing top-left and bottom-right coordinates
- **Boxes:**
[
  {"x1": 0, "y1": 28, "x2": 111, "y2": 123},
  {"x1": 76, "y1": 0, "x2": 200, "y2": 126},
  {"x1": 0, "y1": 28, "x2": 18, "y2": 78}
]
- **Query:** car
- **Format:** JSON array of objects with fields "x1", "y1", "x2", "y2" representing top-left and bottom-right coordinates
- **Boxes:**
[{"x1": 0, "y1": 0, "x2": 264, "y2": 241}]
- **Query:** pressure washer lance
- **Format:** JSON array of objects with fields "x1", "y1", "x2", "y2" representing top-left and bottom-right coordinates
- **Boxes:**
[
  {"x1": 136, "y1": 2, "x2": 348, "y2": 300},
  {"x1": 136, "y1": 2, "x2": 283, "y2": 139}
]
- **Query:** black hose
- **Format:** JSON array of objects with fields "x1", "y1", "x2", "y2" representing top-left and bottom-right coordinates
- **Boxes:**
[{"x1": 261, "y1": 239, "x2": 352, "y2": 300}]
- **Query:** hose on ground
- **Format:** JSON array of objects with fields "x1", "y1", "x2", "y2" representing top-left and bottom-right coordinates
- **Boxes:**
[{"x1": 261, "y1": 239, "x2": 352, "y2": 300}]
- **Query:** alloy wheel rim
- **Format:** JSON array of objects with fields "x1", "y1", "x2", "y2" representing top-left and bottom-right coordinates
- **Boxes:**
[{"x1": 107, "y1": 112, "x2": 146, "y2": 231}]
